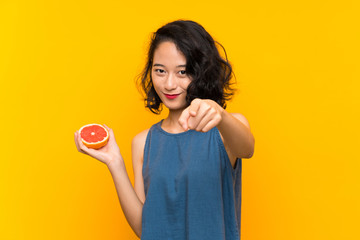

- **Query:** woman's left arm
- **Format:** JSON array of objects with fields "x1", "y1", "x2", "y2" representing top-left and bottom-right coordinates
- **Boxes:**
[
  {"x1": 179, "y1": 98, "x2": 255, "y2": 159},
  {"x1": 217, "y1": 111, "x2": 255, "y2": 159}
]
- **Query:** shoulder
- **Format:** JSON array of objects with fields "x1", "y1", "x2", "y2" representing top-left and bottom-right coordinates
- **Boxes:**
[
  {"x1": 132, "y1": 128, "x2": 150, "y2": 153},
  {"x1": 131, "y1": 128, "x2": 150, "y2": 166}
]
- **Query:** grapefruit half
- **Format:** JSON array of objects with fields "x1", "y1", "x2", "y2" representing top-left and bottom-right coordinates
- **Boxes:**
[{"x1": 79, "y1": 123, "x2": 109, "y2": 149}]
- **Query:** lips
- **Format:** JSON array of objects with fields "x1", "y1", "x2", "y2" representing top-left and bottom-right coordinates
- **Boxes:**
[{"x1": 164, "y1": 93, "x2": 180, "y2": 99}]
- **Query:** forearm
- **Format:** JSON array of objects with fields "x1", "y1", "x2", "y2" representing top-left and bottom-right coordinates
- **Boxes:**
[
  {"x1": 217, "y1": 111, "x2": 255, "y2": 158},
  {"x1": 107, "y1": 159, "x2": 143, "y2": 238}
]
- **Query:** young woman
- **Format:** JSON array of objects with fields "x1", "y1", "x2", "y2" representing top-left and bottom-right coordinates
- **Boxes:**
[{"x1": 74, "y1": 20, "x2": 255, "y2": 240}]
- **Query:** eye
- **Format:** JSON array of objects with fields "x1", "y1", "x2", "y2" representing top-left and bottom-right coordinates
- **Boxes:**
[
  {"x1": 155, "y1": 69, "x2": 165, "y2": 74},
  {"x1": 179, "y1": 70, "x2": 186, "y2": 75}
]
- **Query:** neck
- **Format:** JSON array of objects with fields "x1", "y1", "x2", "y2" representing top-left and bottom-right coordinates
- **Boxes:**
[{"x1": 161, "y1": 108, "x2": 187, "y2": 133}]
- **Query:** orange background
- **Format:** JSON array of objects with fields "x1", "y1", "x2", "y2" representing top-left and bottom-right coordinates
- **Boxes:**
[{"x1": 1, "y1": 0, "x2": 359, "y2": 239}]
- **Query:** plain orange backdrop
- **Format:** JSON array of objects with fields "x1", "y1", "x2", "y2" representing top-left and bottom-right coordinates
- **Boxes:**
[{"x1": 1, "y1": 0, "x2": 359, "y2": 239}]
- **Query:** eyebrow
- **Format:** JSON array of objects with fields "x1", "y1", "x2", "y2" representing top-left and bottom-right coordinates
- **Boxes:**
[{"x1": 153, "y1": 63, "x2": 186, "y2": 68}]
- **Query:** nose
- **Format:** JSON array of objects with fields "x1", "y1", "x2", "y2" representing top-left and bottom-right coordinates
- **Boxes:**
[{"x1": 164, "y1": 73, "x2": 177, "y2": 91}]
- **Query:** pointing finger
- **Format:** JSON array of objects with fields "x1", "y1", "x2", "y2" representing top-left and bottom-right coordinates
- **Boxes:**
[
  {"x1": 178, "y1": 106, "x2": 191, "y2": 130},
  {"x1": 189, "y1": 98, "x2": 201, "y2": 116}
]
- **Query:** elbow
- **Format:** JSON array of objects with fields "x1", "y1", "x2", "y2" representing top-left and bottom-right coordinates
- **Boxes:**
[
  {"x1": 249, "y1": 134, "x2": 255, "y2": 158},
  {"x1": 248, "y1": 140, "x2": 255, "y2": 158},
  {"x1": 243, "y1": 136, "x2": 255, "y2": 159},
  {"x1": 135, "y1": 228, "x2": 142, "y2": 239},
  {"x1": 246, "y1": 149, "x2": 254, "y2": 158},
  {"x1": 237, "y1": 148, "x2": 254, "y2": 159},
  {"x1": 239, "y1": 149, "x2": 254, "y2": 159},
  {"x1": 248, "y1": 142, "x2": 255, "y2": 158}
]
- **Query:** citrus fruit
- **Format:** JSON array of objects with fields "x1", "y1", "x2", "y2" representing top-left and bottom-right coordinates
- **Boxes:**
[{"x1": 79, "y1": 123, "x2": 109, "y2": 149}]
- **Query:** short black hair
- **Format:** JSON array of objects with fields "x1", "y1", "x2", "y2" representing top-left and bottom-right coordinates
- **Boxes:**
[{"x1": 138, "y1": 20, "x2": 236, "y2": 114}]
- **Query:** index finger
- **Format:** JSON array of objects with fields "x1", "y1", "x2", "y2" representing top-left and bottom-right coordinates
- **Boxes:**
[
  {"x1": 189, "y1": 98, "x2": 201, "y2": 116},
  {"x1": 178, "y1": 106, "x2": 191, "y2": 130}
]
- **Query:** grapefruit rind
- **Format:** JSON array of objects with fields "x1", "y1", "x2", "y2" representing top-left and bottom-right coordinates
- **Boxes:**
[{"x1": 79, "y1": 123, "x2": 109, "y2": 149}]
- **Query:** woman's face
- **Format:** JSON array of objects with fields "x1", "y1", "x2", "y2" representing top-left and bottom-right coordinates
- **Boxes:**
[{"x1": 151, "y1": 41, "x2": 192, "y2": 111}]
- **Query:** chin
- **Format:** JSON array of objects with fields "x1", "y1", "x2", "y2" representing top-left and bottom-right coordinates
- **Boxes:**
[{"x1": 163, "y1": 102, "x2": 187, "y2": 111}]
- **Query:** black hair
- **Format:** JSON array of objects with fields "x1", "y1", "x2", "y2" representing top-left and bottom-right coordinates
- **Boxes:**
[{"x1": 137, "y1": 20, "x2": 236, "y2": 114}]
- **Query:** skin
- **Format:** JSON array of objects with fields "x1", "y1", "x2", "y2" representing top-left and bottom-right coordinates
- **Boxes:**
[{"x1": 74, "y1": 41, "x2": 255, "y2": 238}]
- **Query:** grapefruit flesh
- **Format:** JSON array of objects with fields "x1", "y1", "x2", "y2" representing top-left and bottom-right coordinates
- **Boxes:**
[{"x1": 79, "y1": 124, "x2": 109, "y2": 149}]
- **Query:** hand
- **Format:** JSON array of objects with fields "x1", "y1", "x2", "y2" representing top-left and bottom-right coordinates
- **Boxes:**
[
  {"x1": 74, "y1": 124, "x2": 123, "y2": 167},
  {"x1": 178, "y1": 98, "x2": 224, "y2": 132}
]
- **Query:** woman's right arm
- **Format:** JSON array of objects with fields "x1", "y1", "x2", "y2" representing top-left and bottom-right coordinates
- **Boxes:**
[
  {"x1": 106, "y1": 129, "x2": 148, "y2": 238},
  {"x1": 74, "y1": 125, "x2": 148, "y2": 238}
]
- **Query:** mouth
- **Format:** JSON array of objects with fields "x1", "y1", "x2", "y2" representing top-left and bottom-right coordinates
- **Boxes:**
[{"x1": 164, "y1": 93, "x2": 180, "y2": 99}]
